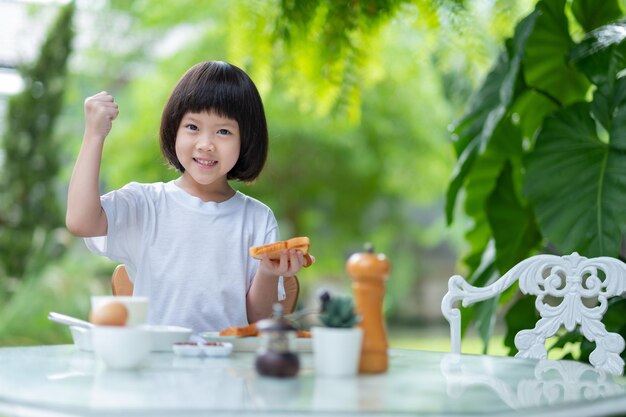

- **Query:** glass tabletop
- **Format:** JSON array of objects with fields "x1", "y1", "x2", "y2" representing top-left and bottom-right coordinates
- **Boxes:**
[{"x1": 0, "y1": 345, "x2": 624, "y2": 417}]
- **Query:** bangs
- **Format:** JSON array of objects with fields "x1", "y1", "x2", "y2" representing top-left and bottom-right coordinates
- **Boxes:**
[{"x1": 176, "y1": 62, "x2": 248, "y2": 122}]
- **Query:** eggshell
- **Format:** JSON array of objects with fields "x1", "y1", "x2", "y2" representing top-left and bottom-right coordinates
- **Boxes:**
[{"x1": 90, "y1": 302, "x2": 128, "y2": 326}]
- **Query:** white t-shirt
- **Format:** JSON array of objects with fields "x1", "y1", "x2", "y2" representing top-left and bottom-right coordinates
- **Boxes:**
[{"x1": 84, "y1": 181, "x2": 281, "y2": 333}]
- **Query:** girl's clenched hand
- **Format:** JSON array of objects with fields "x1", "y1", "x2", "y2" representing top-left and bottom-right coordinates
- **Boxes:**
[{"x1": 84, "y1": 91, "x2": 119, "y2": 141}]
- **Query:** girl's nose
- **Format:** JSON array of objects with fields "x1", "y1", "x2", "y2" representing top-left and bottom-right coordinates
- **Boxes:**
[{"x1": 196, "y1": 135, "x2": 215, "y2": 151}]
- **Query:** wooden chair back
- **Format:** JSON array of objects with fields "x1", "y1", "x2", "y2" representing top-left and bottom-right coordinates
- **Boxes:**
[
  {"x1": 111, "y1": 264, "x2": 133, "y2": 296},
  {"x1": 111, "y1": 264, "x2": 300, "y2": 314},
  {"x1": 279, "y1": 275, "x2": 300, "y2": 314}
]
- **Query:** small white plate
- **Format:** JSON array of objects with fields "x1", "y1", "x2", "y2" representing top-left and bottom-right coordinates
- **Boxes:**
[
  {"x1": 202, "y1": 342, "x2": 233, "y2": 357},
  {"x1": 172, "y1": 342, "x2": 233, "y2": 358},
  {"x1": 172, "y1": 342, "x2": 204, "y2": 357},
  {"x1": 200, "y1": 332, "x2": 312, "y2": 352}
]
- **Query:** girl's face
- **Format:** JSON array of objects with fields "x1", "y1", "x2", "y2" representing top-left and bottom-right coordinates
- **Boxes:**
[{"x1": 175, "y1": 110, "x2": 241, "y2": 200}]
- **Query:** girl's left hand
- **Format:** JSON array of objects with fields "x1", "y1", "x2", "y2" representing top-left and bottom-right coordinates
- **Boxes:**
[{"x1": 258, "y1": 249, "x2": 314, "y2": 277}]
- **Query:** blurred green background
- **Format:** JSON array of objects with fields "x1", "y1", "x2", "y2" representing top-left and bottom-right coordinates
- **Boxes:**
[{"x1": 1, "y1": 0, "x2": 624, "y2": 361}]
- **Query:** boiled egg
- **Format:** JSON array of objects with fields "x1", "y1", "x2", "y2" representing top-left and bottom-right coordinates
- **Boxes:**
[{"x1": 89, "y1": 301, "x2": 128, "y2": 326}]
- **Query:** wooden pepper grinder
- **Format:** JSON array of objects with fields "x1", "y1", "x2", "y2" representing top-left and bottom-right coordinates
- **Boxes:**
[{"x1": 346, "y1": 243, "x2": 391, "y2": 373}]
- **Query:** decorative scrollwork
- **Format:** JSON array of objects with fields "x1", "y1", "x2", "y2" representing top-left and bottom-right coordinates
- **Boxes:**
[{"x1": 441, "y1": 252, "x2": 626, "y2": 375}]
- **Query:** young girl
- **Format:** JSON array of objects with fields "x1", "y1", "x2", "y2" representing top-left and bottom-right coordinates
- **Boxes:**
[{"x1": 66, "y1": 61, "x2": 309, "y2": 333}]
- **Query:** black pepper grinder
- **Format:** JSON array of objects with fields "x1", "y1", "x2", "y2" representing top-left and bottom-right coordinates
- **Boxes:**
[{"x1": 255, "y1": 303, "x2": 300, "y2": 378}]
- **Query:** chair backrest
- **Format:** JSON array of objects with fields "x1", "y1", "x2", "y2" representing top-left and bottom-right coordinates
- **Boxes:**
[
  {"x1": 279, "y1": 275, "x2": 300, "y2": 314},
  {"x1": 441, "y1": 252, "x2": 626, "y2": 375},
  {"x1": 111, "y1": 264, "x2": 301, "y2": 314},
  {"x1": 111, "y1": 264, "x2": 133, "y2": 296}
]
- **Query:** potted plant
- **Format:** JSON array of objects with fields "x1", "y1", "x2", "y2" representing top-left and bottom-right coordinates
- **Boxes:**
[{"x1": 311, "y1": 291, "x2": 363, "y2": 377}]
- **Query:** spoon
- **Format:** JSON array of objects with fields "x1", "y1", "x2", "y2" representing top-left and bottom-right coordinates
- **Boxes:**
[{"x1": 48, "y1": 312, "x2": 93, "y2": 329}]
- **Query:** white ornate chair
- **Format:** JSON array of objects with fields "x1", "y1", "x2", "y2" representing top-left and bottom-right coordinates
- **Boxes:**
[{"x1": 441, "y1": 252, "x2": 626, "y2": 375}]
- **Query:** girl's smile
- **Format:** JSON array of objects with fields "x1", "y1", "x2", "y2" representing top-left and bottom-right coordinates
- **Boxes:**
[{"x1": 194, "y1": 158, "x2": 217, "y2": 168}]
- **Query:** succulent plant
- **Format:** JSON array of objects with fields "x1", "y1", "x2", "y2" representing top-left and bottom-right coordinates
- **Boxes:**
[{"x1": 318, "y1": 291, "x2": 359, "y2": 328}]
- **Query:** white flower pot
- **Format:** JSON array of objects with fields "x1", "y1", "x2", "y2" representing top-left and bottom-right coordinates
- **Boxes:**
[{"x1": 311, "y1": 326, "x2": 363, "y2": 377}]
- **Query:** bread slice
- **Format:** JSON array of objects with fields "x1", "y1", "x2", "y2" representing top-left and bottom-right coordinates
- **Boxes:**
[
  {"x1": 220, "y1": 323, "x2": 258, "y2": 337},
  {"x1": 219, "y1": 323, "x2": 312, "y2": 338},
  {"x1": 249, "y1": 236, "x2": 312, "y2": 267}
]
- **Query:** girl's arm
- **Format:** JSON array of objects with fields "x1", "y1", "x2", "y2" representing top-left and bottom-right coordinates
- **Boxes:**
[
  {"x1": 246, "y1": 250, "x2": 310, "y2": 323},
  {"x1": 66, "y1": 92, "x2": 119, "y2": 237}
]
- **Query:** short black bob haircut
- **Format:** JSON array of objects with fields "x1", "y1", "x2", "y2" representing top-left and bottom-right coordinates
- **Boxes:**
[{"x1": 160, "y1": 61, "x2": 268, "y2": 182}]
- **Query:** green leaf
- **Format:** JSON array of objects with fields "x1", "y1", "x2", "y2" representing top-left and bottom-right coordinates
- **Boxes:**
[
  {"x1": 503, "y1": 294, "x2": 537, "y2": 355},
  {"x1": 523, "y1": 80, "x2": 626, "y2": 256},
  {"x1": 446, "y1": 11, "x2": 540, "y2": 224},
  {"x1": 461, "y1": 117, "x2": 526, "y2": 271},
  {"x1": 603, "y1": 297, "x2": 626, "y2": 331},
  {"x1": 523, "y1": 0, "x2": 589, "y2": 105},
  {"x1": 593, "y1": 81, "x2": 626, "y2": 149},
  {"x1": 569, "y1": 20, "x2": 626, "y2": 87},
  {"x1": 460, "y1": 242, "x2": 498, "y2": 336},
  {"x1": 486, "y1": 161, "x2": 542, "y2": 273},
  {"x1": 571, "y1": 0, "x2": 623, "y2": 33},
  {"x1": 510, "y1": 89, "x2": 559, "y2": 141},
  {"x1": 475, "y1": 297, "x2": 498, "y2": 354},
  {"x1": 460, "y1": 142, "x2": 506, "y2": 271}
]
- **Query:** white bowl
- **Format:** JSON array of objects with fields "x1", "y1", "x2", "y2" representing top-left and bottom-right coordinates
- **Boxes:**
[
  {"x1": 70, "y1": 326, "x2": 93, "y2": 351},
  {"x1": 71, "y1": 324, "x2": 192, "y2": 352},
  {"x1": 92, "y1": 326, "x2": 151, "y2": 369},
  {"x1": 145, "y1": 325, "x2": 192, "y2": 351}
]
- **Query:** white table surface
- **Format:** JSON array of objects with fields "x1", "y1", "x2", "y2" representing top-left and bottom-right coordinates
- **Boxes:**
[{"x1": 0, "y1": 345, "x2": 625, "y2": 417}]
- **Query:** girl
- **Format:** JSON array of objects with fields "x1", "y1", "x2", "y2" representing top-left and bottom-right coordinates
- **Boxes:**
[{"x1": 66, "y1": 61, "x2": 309, "y2": 333}]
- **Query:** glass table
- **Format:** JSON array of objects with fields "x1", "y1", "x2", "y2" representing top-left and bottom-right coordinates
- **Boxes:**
[{"x1": 0, "y1": 345, "x2": 624, "y2": 416}]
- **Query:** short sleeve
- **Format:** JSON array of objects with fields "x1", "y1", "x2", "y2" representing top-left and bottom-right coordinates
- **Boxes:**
[{"x1": 83, "y1": 182, "x2": 147, "y2": 265}]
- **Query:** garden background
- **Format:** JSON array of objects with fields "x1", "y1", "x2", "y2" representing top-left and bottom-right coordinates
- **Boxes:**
[{"x1": 1, "y1": 0, "x2": 624, "y2": 363}]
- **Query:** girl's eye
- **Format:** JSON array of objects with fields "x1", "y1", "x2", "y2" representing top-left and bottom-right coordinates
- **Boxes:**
[
  {"x1": 217, "y1": 128, "x2": 231, "y2": 135},
  {"x1": 185, "y1": 124, "x2": 199, "y2": 131}
]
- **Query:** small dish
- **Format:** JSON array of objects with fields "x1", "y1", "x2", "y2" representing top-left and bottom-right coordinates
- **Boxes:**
[
  {"x1": 201, "y1": 342, "x2": 233, "y2": 357},
  {"x1": 172, "y1": 342, "x2": 233, "y2": 358},
  {"x1": 200, "y1": 332, "x2": 312, "y2": 352},
  {"x1": 172, "y1": 342, "x2": 204, "y2": 357}
]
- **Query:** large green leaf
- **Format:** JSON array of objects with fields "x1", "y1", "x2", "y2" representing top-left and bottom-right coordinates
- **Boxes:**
[
  {"x1": 509, "y1": 89, "x2": 559, "y2": 141},
  {"x1": 459, "y1": 241, "x2": 498, "y2": 337},
  {"x1": 524, "y1": 80, "x2": 626, "y2": 256},
  {"x1": 569, "y1": 20, "x2": 626, "y2": 87},
  {"x1": 503, "y1": 294, "x2": 537, "y2": 355},
  {"x1": 486, "y1": 161, "x2": 541, "y2": 273},
  {"x1": 523, "y1": 0, "x2": 589, "y2": 105},
  {"x1": 446, "y1": 11, "x2": 540, "y2": 224},
  {"x1": 460, "y1": 128, "x2": 510, "y2": 271},
  {"x1": 593, "y1": 80, "x2": 626, "y2": 149},
  {"x1": 462, "y1": 117, "x2": 527, "y2": 271},
  {"x1": 571, "y1": 0, "x2": 623, "y2": 33}
]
